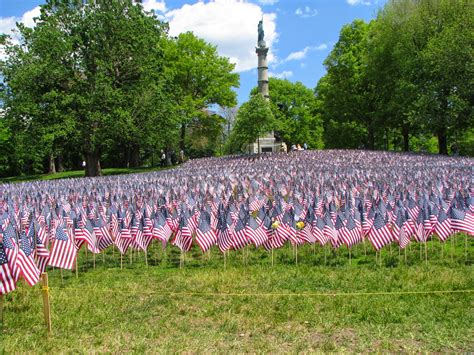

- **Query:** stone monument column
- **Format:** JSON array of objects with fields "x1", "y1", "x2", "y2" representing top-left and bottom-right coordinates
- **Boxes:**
[
  {"x1": 256, "y1": 46, "x2": 269, "y2": 100},
  {"x1": 249, "y1": 19, "x2": 278, "y2": 154}
]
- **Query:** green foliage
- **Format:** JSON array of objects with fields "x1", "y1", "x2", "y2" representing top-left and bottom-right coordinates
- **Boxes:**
[
  {"x1": 251, "y1": 78, "x2": 324, "y2": 149},
  {"x1": 185, "y1": 112, "x2": 226, "y2": 158},
  {"x1": 226, "y1": 94, "x2": 274, "y2": 153},
  {"x1": 1, "y1": 236, "x2": 473, "y2": 352},
  {"x1": 0, "y1": 0, "x2": 240, "y2": 177},
  {"x1": 316, "y1": 0, "x2": 474, "y2": 155}
]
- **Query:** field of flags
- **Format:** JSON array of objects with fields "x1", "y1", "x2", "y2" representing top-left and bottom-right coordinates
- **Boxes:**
[{"x1": 1, "y1": 150, "x2": 473, "y2": 295}]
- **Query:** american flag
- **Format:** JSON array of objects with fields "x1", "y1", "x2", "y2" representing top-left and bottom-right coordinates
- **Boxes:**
[
  {"x1": 450, "y1": 207, "x2": 474, "y2": 236},
  {"x1": 115, "y1": 221, "x2": 132, "y2": 255},
  {"x1": 49, "y1": 223, "x2": 77, "y2": 270},
  {"x1": 216, "y1": 212, "x2": 233, "y2": 253},
  {"x1": 435, "y1": 209, "x2": 452, "y2": 242},
  {"x1": 340, "y1": 214, "x2": 361, "y2": 248},
  {"x1": 246, "y1": 216, "x2": 268, "y2": 247},
  {"x1": 312, "y1": 215, "x2": 328, "y2": 246},
  {"x1": 368, "y1": 212, "x2": 393, "y2": 251},
  {"x1": 0, "y1": 242, "x2": 16, "y2": 295},
  {"x1": 2, "y1": 224, "x2": 19, "y2": 282},
  {"x1": 172, "y1": 216, "x2": 193, "y2": 252},
  {"x1": 323, "y1": 213, "x2": 340, "y2": 248},
  {"x1": 29, "y1": 221, "x2": 50, "y2": 273},
  {"x1": 278, "y1": 210, "x2": 298, "y2": 245},
  {"x1": 152, "y1": 212, "x2": 173, "y2": 243},
  {"x1": 16, "y1": 231, "x2": 40, "y2": 286},
  {"x1": 195, "y1": 211, "x2": 218, "y2": 253}
]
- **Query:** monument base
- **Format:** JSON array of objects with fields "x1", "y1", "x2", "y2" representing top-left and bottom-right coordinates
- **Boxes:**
[{"x1": 248, "y1": 134, "x2": 281, "y2": 154}]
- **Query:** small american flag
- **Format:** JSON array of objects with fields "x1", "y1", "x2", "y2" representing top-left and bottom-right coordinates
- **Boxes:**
[
  {"x1": 368, "y1": 212, "x2": 393, "y2": 251},
  {"x1": 0, "y1": 241, "x2": 16, "y2": 295},
  {"x1": 49, "y1": 224, "x2": 77, "y2": 270},
  {"x1": 450, "y1": 207, "x2": 474, "y2": 236},
  {"x1": 17, "y1": 231, "x2": 40, "y2": 286}
]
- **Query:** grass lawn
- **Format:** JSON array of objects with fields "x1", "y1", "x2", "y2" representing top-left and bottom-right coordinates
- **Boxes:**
[
  {"x1": 0, "y1": 165, "x2": 171, "y2": 184},
  {"x1": 1, "y1": 236, "x2": 473, "y2": 352}
]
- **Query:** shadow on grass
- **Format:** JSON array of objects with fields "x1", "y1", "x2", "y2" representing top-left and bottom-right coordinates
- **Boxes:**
[{"x1": 0, "y1": 165, "x2": 174, "y2": 184}]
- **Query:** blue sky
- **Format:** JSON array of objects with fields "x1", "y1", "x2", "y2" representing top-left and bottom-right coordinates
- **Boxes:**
[{"x1": 0, "y1": 0, "x2": 387, "y2": 105}]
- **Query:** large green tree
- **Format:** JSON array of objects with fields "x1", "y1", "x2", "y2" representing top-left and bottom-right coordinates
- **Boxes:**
[
  {"x1": 226, "y1": 93, "x2": 274, "y2": 153},
  {"x1": 251, "y1": 78, "x2": 324, "y2": 149},
  {"x1": 164, "y1": 32, "x2": 239, "y2": 154}
]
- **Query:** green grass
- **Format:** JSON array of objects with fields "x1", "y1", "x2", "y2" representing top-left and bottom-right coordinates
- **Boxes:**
[
  {"x1": 1, "y1": 236, "x2": 473, "y2": 352},
  {"x1": 0, "y1": 166, "x2": 171, "y2": 184}
]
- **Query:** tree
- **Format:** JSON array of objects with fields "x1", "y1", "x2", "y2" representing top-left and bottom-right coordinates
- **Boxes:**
[
  {"x1": 2, "y1": 0, "x2": 169, "y2": 176},
  {"x1": 226, "y1": 93, "x2": 274, "y2": 153},
  {"x1": 252, "y1": 78, "x2": 323, "y2": 149},
  {"x1": 164, "y1": 32, "x2": 239, "y2": 154}
]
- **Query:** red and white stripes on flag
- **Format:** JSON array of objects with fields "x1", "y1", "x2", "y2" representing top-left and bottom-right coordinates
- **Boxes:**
[
  {"x1": 49, "y1": 225, "x2": 77, "y2": 270},
  {"x1": 368, "y1": 213, "x2": 393, "y2": 251},
  {"x1": 0, "y1": 242, "x2": 16, "y2": 295}
]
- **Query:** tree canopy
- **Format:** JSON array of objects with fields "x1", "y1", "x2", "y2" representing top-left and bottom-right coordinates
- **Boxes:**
[
  {"x1": 316, "y1": 0, "x2": 473, "y2": 155},
  {"x1": 0, "y1": 0, "x2": 239, "y2": 177}
]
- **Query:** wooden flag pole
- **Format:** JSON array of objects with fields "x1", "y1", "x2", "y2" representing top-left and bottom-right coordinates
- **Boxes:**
[
  {"x1": 40, "y1": 273, "x2": 52, "y2": 333},
  {"x1": 60, "y1": 269, "x2": 64, "y2": 286},
  {"x1": 349, "y1": 248, "x2": 352, "y2": 265},
  {"x1": 295, "y1": 244, "x2": 298, "y2": 265},
  {"x1": 0, "y1": 294, "x2": 4, "y2": 330},
  {"x1": 120, "y1": 253, "x2": 123, "y2": 270},
  {"x1": 404, "y1": 247, "x2": 407, "y2": 263},
  {"x1": 145, "y1": 248, "x2": 148, "y2": 267},
  {"x1": 93, "y1": 252, "x2": 96, "y2": 269},
  {"x1": 180, "y1": 251, "x2": 183, "y2": 269},
  {"x1": 85, "y1": 247, "x2": 88, "y2": 269},
  {"x1": 465, "y1": 234, "x2": 468, "y2": 261},
  {"x1": 451, "y1": 236, "x2": 455, "y2": 261},
  {"x1": 324, "y1": 245, "x2": 327, "y2": 265},
  {"x1": 75, "y1": 257, "x2": 78, "y2": 278},
  {"x1": 271, "y1": 247, "x2": 274, "y2": 267},
  {"x1": 224, "y1": 251, "x2": 227, "y2": 269},
  {"x1": 102, "y1": 250, "x2": 105, "y2": 264},
  {"x1": 425, "y1": 242, "x2": 428, "y2": 265}
]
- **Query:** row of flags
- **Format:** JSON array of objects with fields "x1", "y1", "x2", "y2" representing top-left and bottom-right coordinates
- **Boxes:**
[{"x1": 1, "y1": 150, "x2": 473, "y2": 295}]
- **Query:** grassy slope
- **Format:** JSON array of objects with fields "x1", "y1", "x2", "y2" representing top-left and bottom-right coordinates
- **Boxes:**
[
  {"x1": 0, "y1": 166, "x2": 169, "y2": 184},
  {"x1": 1, "y1": 236, "x2": 473, "y2": 352}
]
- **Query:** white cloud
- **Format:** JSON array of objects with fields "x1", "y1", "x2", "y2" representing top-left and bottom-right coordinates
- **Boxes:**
[
  {"x1": 282, "y1": 44, "x2": 327, "y2": 63},
  {"x1": 0, "y1": 6, "x2": 41, "y2": 59},
  {"x1": 347, "y1": 0, "x2": 375, "y2": 5},
  {"x1": 0, "y1": 6, "x2": 40, "y2": 36},
  {"x1": 166, "y1": 0, "x2": 278, "y2": 72},
  {"x1": 257, "y1": 0, "x2": 278, "y2": 5},
  {"x1": 142, "y1": 0, "x2": 167, "y2": 13},
  {"x1": 268, "y1": 70, "x2": 293, "y2": 79},
  {"x1": 295, "y1": 6, "x2": 318, "y2": 18}
]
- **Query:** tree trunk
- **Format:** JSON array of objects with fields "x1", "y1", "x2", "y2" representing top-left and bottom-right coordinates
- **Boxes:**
[
  {"x1": 130, "y1": 146, "x2": 140, "y2": 168},
  {"x1": 56, "y1": 154, "x2": 64, "y2": 172},
  {"x1": 402, "y1": 124, "x2": 409, "y2": 152},
  {"x1": 48, "y1": 154, "x2": 56, "y2": 174},
  {"x1": 367, "y1": 121, "x2": 375, "y2": 150},
  {"x1": 437, "y1": 127, "x2": 448, "y2": 155},
  {"x1": 85, "y1": 152, "x2": 102, "y2": 177},
  {"x1": 165, "y1": 147, "x2": 172, "y2": 167},
  {"x1": 180, "y1": 123, "x2": 186, "y2": 151}
]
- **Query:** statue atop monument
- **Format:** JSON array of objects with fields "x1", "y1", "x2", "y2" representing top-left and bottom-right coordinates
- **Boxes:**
[{"x1": 258, "y1": 19, "x2": 266, "y2": 48}]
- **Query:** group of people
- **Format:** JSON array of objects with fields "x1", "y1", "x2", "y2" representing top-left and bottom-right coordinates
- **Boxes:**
[{"x1": 291, "y1": 143, "x2": 308, "y2": 151}]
